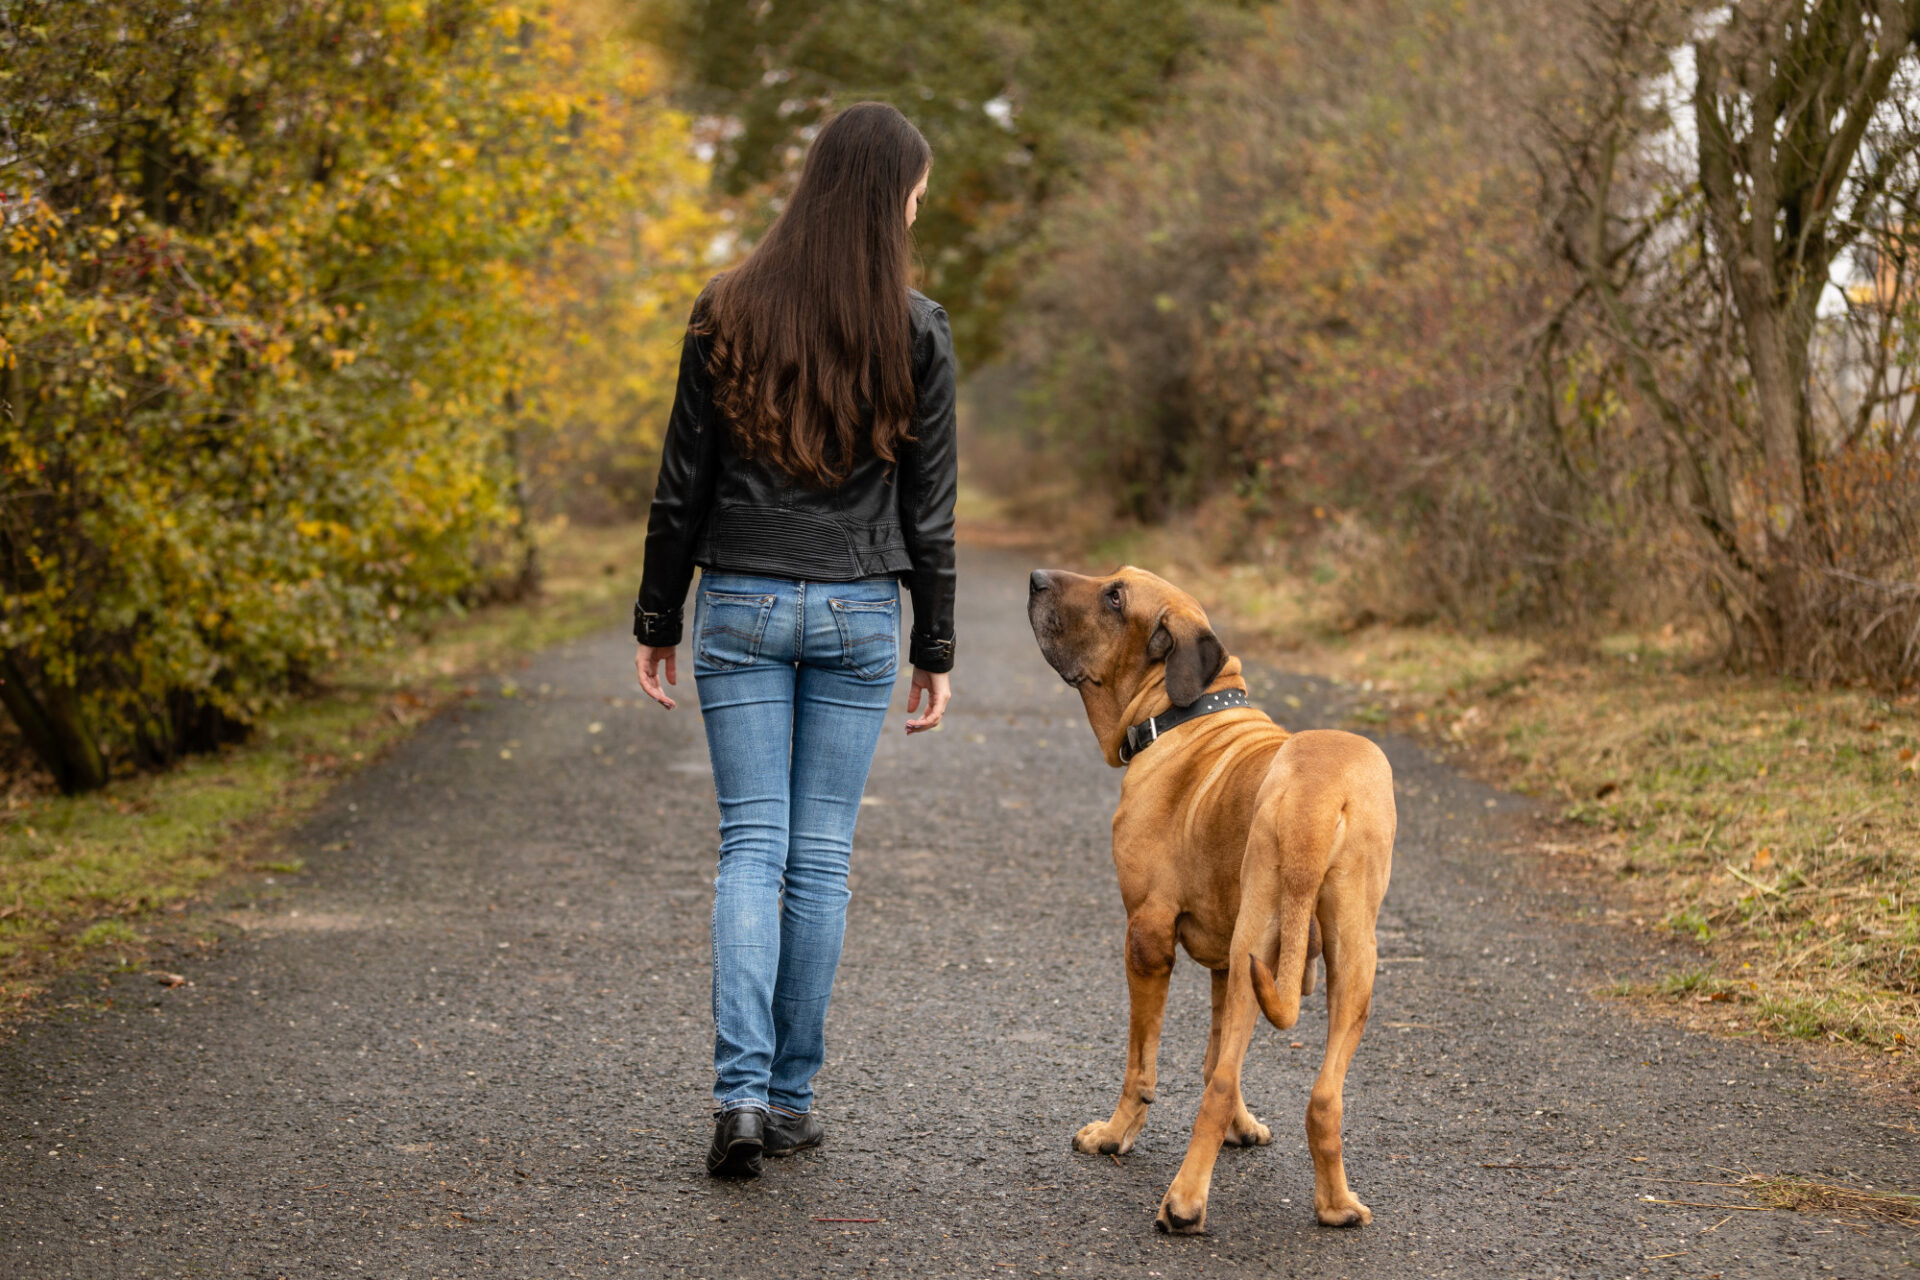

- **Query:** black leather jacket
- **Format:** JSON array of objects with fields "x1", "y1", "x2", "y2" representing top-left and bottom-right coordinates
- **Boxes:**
[{"x1": 633, "y1": 289, "x2": 958, "y2": 672}]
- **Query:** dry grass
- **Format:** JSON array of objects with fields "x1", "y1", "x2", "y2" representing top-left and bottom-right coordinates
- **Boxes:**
[
  {"x1": 1738, "y1": 1174, "x2": 1920, "y2": 1227},
  {"x1": 0, "y1": 519, "x2": 647, "y2": 1024},
  {"x1": 1081, "y1": 520, "x2": 1920, "y2": 1057}
]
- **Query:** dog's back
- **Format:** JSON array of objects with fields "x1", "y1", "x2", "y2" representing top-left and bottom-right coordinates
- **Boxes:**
[{"x1": 1111, "y1": 700, "x2": 1291, "y2": 962}]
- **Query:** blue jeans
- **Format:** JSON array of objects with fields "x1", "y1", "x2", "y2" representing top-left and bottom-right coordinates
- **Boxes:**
[{"x1": 693, "y1": 572, "x2": 899, "y2": 1115}]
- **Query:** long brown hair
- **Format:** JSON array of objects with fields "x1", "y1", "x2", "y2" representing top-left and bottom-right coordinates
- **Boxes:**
[{"x1": 698, "y1": 102, "x2": 931, "y2": 489}]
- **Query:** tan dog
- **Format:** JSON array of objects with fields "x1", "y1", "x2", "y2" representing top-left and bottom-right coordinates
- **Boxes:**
[{"x1": 1027, "y1": 566, "x2": 1394, "y2": 1234}]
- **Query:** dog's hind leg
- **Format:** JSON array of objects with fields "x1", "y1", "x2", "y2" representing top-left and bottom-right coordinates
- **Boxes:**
[
  {"x1": 1154, "y1": 878, "x2": 1270, "y2": 1235},
  {"x1": 1305, "y1": 880, "x2": 1380, "y2": 1227},
  {"x1": 1073, "y1": 910, "x2": 1175, "y2": 1156},
  {"x1": 1206, "y1": 969, "x2": 1272, "y2": 1148}
]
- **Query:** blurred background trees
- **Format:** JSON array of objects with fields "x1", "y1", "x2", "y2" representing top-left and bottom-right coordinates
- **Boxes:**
[
  {"x1": 3, "y1": 0, "x2": 1916, "y2": 793},
  {"x1": 1547, "y1": 0, "x2": 1920, "y2": 683},
  {"x1": 0, "y1": 0, "x2": 712, "y2": 790},
  {"x1": 633, "y1": 0, "x2": 1252, "y2": 364},
  {"x1": 967, "y1": 0, "x2": 1920, "y2": 686}
]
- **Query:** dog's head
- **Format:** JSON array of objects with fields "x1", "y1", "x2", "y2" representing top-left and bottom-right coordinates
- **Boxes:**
[{"x1": 1027, "y1": 566, "x2": 1234, "y2": 766}]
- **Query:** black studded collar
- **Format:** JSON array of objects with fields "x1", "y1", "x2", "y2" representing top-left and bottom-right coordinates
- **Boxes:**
[{"x1": 1118, "y1": 688, "x2": 1254, "y2": 764}]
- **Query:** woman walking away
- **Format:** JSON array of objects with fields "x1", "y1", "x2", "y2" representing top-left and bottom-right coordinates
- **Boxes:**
[{"x1": 631, "y1": 102, "x2": 956, "y2": 1180}]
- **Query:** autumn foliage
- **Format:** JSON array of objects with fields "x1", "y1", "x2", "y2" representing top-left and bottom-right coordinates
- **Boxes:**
[
  {"x1": 992, "y1": 0, "x2": 1920, "y2": 686},
  {"x1": 0, "y1": 0, "x2": 714, "y2": 791}
]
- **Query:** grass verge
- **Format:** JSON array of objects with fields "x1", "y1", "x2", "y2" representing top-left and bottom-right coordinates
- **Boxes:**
[
  {"x1": 0, "y1": 519, "x2": 646, "y2": 1026},
  {"x1": 1072, "y1": 522, "x2": 1920, "y2": 1058}
]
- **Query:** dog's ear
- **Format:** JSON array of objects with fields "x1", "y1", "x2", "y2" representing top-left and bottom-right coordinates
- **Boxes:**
[{"x1": 1149, "y1": 610, "x2": 1225, "y2": 708}]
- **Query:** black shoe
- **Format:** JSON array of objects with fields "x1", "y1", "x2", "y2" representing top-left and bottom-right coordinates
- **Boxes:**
[
  {"x1": 706, "y1": 1108, "x2": 765, "y2": 1178},
  {"x1": 764, "y1": 1109, "x2": 823, "y2": 1157}
]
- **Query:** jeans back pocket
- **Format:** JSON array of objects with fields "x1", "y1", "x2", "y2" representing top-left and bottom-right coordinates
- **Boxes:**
[
  {"x1": 697, "y1": 590, "x2": 776, "y2": 670},
  {"x1": 829, "y1": 597, "x2": 899, "y2": 681}
]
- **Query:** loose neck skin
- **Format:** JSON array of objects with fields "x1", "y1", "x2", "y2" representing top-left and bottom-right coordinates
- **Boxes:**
[{"x1": 1080, "y1": 654, "x2": 1253, "y2": 769}]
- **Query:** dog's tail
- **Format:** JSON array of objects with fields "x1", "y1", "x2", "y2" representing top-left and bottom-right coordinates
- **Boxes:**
[
  {"x1": 1249, "y1": 891, "x2": 1318, "y2": 1030},
  {"x1": 1249, "y1": 799, "x2": 1346, "y2": 1030}
]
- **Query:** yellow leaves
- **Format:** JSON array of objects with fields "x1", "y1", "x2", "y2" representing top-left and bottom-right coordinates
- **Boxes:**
[
  {"x1": 2, "y1": 0, "x2": 721, "y2": 758},
  {"x1": 295, "y1": 521, "x2": 355, "y2": 547}
]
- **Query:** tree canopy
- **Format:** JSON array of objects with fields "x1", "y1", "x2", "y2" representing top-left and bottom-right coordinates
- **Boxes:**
[{"x1": 0, "y1": 0, "x2": 714, "y2": 790}]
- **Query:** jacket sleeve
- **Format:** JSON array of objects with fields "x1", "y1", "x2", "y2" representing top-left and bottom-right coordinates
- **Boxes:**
[
  {"x1": 899, "y1": 303, "x2": 959, "y2": 672},
  {"x1": 634, "y1": 321, "x2": 718, "y2": 647}
]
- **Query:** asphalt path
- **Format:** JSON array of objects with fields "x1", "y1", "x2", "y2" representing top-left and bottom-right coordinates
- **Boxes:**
[{"x1": 4, "y1": 545, "x2": 1917, "y2": 1278}]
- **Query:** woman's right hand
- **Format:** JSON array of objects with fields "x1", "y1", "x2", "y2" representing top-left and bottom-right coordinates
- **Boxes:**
[
  {"x1": 636, "y1": 644, "x2": 678, "y2": 710},
  {"x1": 905, "y1": 667, "x2": 950, "y2": 734}
]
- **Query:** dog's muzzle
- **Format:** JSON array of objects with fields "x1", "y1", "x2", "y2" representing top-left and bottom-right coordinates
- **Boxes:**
[{"x1": 1026, "y1": 571, "x2": 1076, "y2": 682}]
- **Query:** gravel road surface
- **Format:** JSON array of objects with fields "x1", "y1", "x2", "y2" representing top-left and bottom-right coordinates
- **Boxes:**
[{"x1": 4, "y1": 546, "x2": 1917, "y2": 1278}]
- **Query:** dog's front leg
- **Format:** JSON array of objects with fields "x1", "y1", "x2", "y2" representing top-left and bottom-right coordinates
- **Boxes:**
[{"x1": 1073, "y1": 911, "x2": 1175, "y2": 1156}]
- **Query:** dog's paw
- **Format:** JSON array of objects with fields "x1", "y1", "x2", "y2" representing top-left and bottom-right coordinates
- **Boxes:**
[
  {"x1": 1223, "y1": 1114, "x2": 1271, "y2": 1147},
  {"x1": 1072, "y1": 1121, "x2": 1132, "y2": 1156},
  {"x1": 1315, "y1": 1197, "x2": 1371, "y2": 1228},
  {"x1": 1154, "y1": 1191, "x2": 1207, "y2": 1235}
]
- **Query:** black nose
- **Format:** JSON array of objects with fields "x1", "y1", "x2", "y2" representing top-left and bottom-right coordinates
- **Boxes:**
[{"x1": 1029, "y1": 570, "x2": 1051, "y2": 595}]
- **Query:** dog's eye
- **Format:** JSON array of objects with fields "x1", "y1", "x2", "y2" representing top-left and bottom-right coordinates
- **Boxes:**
[{"x1": 1104, "y1": 586, "x2": 1123, "y2": 612}]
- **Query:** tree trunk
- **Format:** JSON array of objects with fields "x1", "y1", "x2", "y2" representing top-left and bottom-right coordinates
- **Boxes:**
[
  {"x1": 1736, "y1": 290, "x2": 1810, "y2": 525},
  {"x1": 0, "y1": 651, "x2": 108, "y2": 793},
  {"x1": 502, "y1": 396, "x2": 541, "y2": 603}
]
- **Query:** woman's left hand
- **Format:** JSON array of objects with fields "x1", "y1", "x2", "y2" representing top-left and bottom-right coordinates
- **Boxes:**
[{"x1": 905, "y1": 667, "x2": 950, "y2": 734}]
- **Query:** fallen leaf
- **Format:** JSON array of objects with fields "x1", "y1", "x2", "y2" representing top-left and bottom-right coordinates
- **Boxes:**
[{"x1": 151, "y1": 972, "x2": 186, "y2": 988}]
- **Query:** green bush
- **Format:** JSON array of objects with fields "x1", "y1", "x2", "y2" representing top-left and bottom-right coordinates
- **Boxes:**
[{"x1": 0, "y1": 0, "x2": 710, "y2": 791}]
